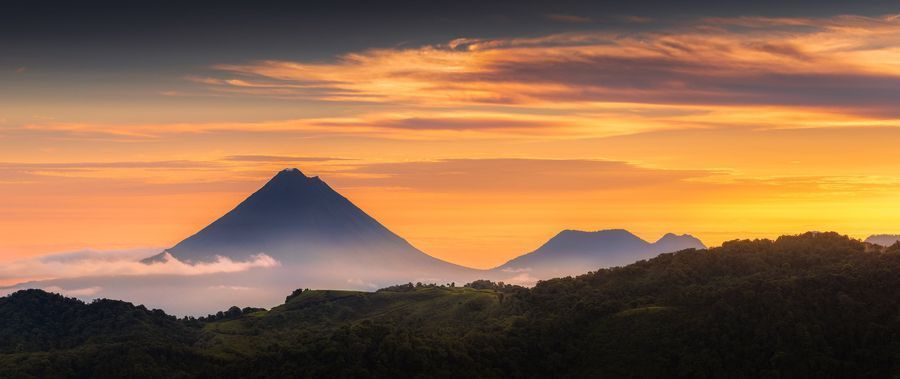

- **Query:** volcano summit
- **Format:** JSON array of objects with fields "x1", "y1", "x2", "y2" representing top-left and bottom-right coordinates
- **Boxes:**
[{"x1": 144, "y1": 168, "x2": 466, "y2": 273}]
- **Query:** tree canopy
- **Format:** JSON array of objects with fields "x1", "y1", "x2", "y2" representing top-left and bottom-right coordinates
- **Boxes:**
[{"x1": 1, "y1": 232, "x2": 897, "y2": 378}]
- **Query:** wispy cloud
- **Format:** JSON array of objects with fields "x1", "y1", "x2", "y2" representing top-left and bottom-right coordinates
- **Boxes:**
[
  {"x1": 332, "y1": 158, "x2": 716, "y2": 192},
  {"x1": 0, "y1": 157, "x2": 345, "y2": 186},
  {"x1": 346, "y1": 278, "x2": 379, "y2": 289},
  {"x1": 224, "y1": 155, "x2": 351, "y2": 162},
  {"x1": 502, "y1": 272, "x2": 540, "y2": 286},
  {"x1": 545, "y1": 14, "x2": 592, "y2": 24},
  {"x1": 201, "y1": 14, "x2": 900, "y2": 118},
  {"x1": 16, "y1": 13, "x2": 900, "y2": 143},
  {"x1": 619, "y1": 16, "x2": 653, "y2": 24},
  {"x1": 0, "y1": 160, "x2": 220, "y2": 171},
  {"x1": 41, "y1": 286, "x2": 103, "y2": 297},
  {"x1": 17, "y1": 110, "x2": 674, "y2": 140},
  {"x1": 0, "y1": 249, "x2": 279, "y2": 284},
  {"x1": 327, "y1": 158, "x2": 900, "y2": 200}
]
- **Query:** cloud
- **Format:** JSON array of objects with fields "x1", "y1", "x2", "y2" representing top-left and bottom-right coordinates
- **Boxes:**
[
  {"x1": 17, "y1": 109, "x2": 670, "y2": 141},
  {"x1": 335, "y1": 116, "x2": 556, "y2": 131},
  {"x1": 331, "y1": 158, "x2": 715, "y2": 192},
  {"x1": 0, "y1": 159, "x2": 261, "y2": 194},
  {"x1": 501, "y1": 267, "x2": 532, "y2": 273},
  {"x1": 346, "y1": 278, "x2": 379, "y2": 289},
  {"x1": 0, "y1": 249, "x2": 280, "y2": 284},
  {"x1": 502, "y1": 272, "x2": 540, "y2": 287},
  {"x1": 0, "y1": 157, "x2": 351, "y2": 184},
  {"x1": 42, "y1": 286, "x2": 103, "y2": 297},
  {"x1": 619, "y1": 16, "x2": 653, "y2": 24},
  {"x1": 6, "y1": 14, "x2": 900, "y2": 149},
  {"x1": 224, "y1": 155, "x2": 350, "y2": 162},
  {"x1": 0, "y1": 160, "x2": 220, "y2": 171},
  {"x1": 0, "y1": 156, "x2": 351, "y2": 194},
  {"x1": 201, "y1": 14, "x2": 900, "y2": 118},
  {"x1": 545, "y1": 14, "x2": 592, "y2": 24},
  {"x1": 207, "y1": 285, "x2": 253, "y2": 291},
  {"x1": 20, "y1": 10, "x2": 900, "y2": 143}
]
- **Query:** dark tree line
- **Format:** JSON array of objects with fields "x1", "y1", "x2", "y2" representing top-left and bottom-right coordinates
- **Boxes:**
[{"x1": 0, "y1": 232, "x2": 897, "y2": 378}]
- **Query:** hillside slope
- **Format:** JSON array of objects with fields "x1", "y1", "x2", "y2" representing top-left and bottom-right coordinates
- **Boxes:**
[{"x1": 1, "y1": 232, "x2": 897, "y2": 378}]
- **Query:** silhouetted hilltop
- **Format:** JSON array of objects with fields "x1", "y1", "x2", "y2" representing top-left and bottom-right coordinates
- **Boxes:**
[
  {"x1": 865, "y1": 234, "x2": 900, "y2": 247},
  {"x1": 653, "y1": 232, "x2": 706, "y2": 252},
  {"x1": 0, "y1": 289, "x2": 191, "y2": 354},
  {"x1": 495, "y1": 229, "x2": 705, "y2": 279}
]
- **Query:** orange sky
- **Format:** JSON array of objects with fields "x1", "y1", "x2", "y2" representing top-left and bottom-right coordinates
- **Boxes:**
[{"x1": 3, "y1": 14, "x2": 900, "y2": 268}]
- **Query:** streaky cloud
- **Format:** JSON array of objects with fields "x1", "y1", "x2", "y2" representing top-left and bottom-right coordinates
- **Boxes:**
[
  {"x1": 202, "y1": 14, "x2": 900, "y2": 118},
  {"x1": 224, "y1": 155, "x2": 352, "y2": 162},
  {"x1": 0, "y1": 248, "x2": 279, "y2": 283}
]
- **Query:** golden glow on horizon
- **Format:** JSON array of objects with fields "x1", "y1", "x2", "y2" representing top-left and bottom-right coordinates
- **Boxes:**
[{"x1": 3, "y1": 14, "x2": 900, "y2": 269}]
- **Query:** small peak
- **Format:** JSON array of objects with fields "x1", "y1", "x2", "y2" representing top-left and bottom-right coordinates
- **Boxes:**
[
  {"x1": 548, "y1": 229, "x2": 586, "y2": 242},
  {"x1": 261, "y1": 168, "x2": 331, "y2": 192},
  {"x1": 553, "y1": 229, "x2": 639, "y2": 240},
  {"x1": 591, "y1": 229, "x2": 638, "y2": 238},
  {"x1": 269, "y1": 168, "x2": 309, "y2": 182},
  {"x1": 278, "y1": 168, "x2": 306, "y2": 177},
  {"x1": 654, "y1": 232, "x2": 706, "y2": 249},
  {"x1": 599, "y1": 228, "x2": 632, "y2": 234}
]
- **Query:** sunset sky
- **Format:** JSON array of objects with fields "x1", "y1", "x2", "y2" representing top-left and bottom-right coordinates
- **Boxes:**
[{"x1": 3, "y1": 1, "x2": 900, "y2": 269}]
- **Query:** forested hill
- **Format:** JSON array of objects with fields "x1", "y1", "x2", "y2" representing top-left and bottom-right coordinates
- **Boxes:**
[{"x1": 1, "y1": 232, "x2": 898, "y2": 378}]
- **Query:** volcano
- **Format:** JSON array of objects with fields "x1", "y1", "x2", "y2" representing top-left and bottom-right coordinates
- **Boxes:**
[
  {"x1": 143, "y1": 168, "x2": 470, "y2": 273},
  {"x1": 6, "y1": 168, "x2": 484, "y2": 315}
]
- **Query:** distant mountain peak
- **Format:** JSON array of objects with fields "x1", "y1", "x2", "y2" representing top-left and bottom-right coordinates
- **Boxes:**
[
  {"x1": 541, "y1": 229, "x2": 646, "y2": 250},
  {"x1": 141, "y1": 169, "x2": 466, "y2": 272},
  {"x1": 556, "y1": 229, "x2": 639, "y2": 238},
  {"x1": 496, "y1": 228, "x2": 706, "y2": 276},
  {"x1": 273, "y1": 167, "x2": 317, "y2": 179},
  {"x1": 248, "y1": 168, "x2": 331, "y2": 199},
  {"x1": 654, "y1": 232, "x2": 706, "y2": 249},
  {"x1": 268, "y1": 168, "x2": 315, "y2": 183},
  {"x1": 865, "y1": 234, "x2": 900, "y2": 247},
  {"x1": 656, "y1": 232, "x2": 703, "y2": 243}
]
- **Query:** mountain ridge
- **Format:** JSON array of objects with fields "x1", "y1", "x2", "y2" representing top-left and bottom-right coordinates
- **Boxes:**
[{"x1": 495, "y1": 228, "x2": 706, "y2": 279}]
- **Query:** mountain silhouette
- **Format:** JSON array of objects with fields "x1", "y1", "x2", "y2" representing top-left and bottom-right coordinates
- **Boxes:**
[
  {"x1": 12, "y1": 169, "x2": 706, "y2": 314},
  {"x1": 864, "y1": 234, "x2": 900, "y2": 247},
  {"x1": 143, "y1": 168, "x2": 469, "y2": 272},
  {"x1": 653, "y1": 232, "x2": 707, "y2": 254},
  {"x1": 495, "y1": 229, "x2": 705, "y2": 279}
]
